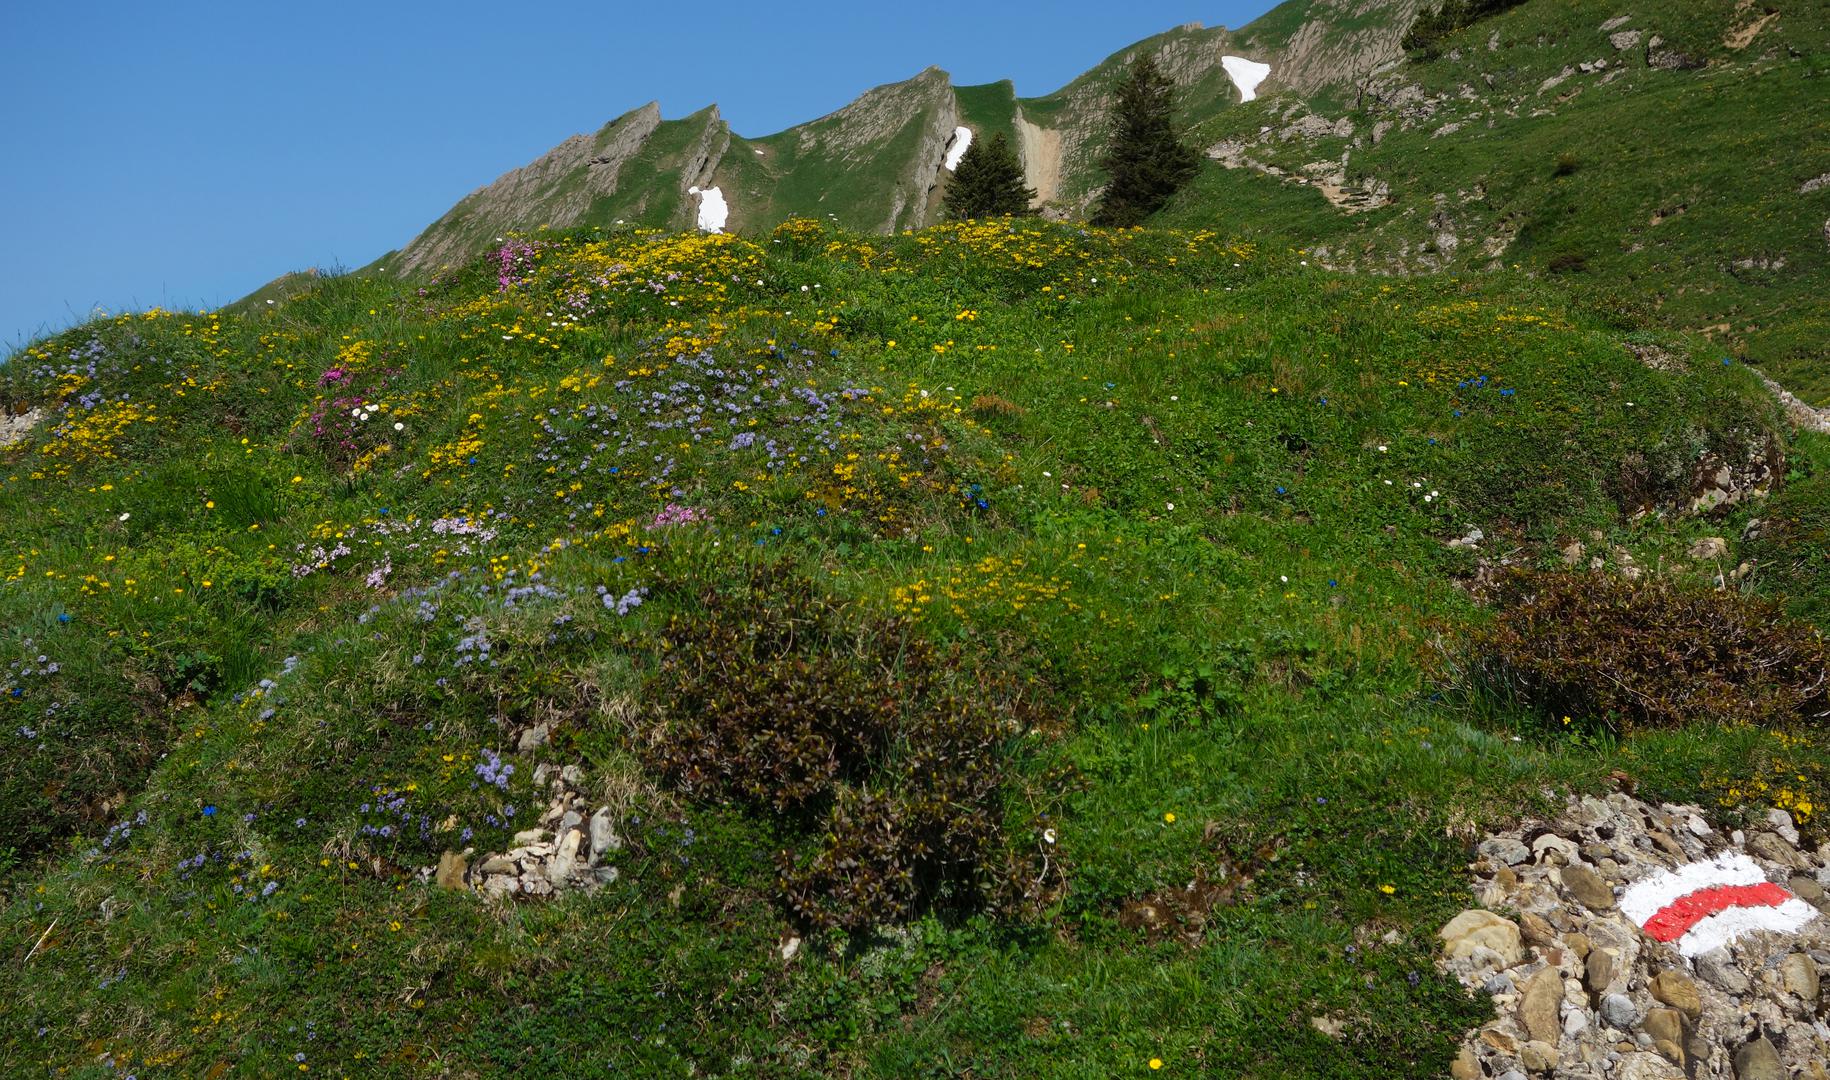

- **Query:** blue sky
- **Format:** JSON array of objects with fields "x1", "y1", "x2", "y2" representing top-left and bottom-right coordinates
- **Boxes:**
[{"x1": 1, "y1": 1, "x2": 1274, "y2": 349}]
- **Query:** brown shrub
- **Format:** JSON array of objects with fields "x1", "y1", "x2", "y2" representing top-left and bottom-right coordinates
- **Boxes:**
[
  {"x1": 642, "y1": 567, "x2": 1063, "y2": 931},
  {"x1": 1475, "y1": 570, "x2": 1828, "y2": 733}
]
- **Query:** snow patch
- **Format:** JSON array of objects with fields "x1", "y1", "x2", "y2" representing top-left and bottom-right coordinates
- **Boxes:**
[
  {"x1": 1221, "y1": 56, "x2": 1272, "y2": 103},
  {"x1": 687, "y1": 186, "x2": 728, "y2": 233},
  {"x1": 943, "y1": 126, "x2": 973, "y2": 171}
]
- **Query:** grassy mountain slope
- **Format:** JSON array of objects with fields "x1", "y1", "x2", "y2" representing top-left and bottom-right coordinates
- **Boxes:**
[
  {"x1": 1164, "y1": 0, "x2": 1830, "y2": 402},
  {"x1": 338, "y1": 0, "x2": 1828, "y2": 405},
  {"x1": 4, "y1": 215, "x2": 1827, "y2": 1076}
]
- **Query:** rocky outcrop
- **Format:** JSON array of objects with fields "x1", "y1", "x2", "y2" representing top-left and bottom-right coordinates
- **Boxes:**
[
  {"x1": 1257, "y1": 0, "x2": 1424, "y2": 95},
  {"x1": 1444, "y1": 793, "x2": 1830, "y2": 1080},
  {"x1": 392, "y1": 102, "x2": 663, "y2": 275},
  {"x1": 1013, "y1": 104, "x2": 1063, "y2": 209},
  {"x1": 1758, "y1": 372, "x2": 1830, "y2": 436},
  {"x1": 424, "y1": 762, "x2": 621, "y2": 899},
  {"x1": 0, "y1": 406, "x2": 40, "y2": 450}
]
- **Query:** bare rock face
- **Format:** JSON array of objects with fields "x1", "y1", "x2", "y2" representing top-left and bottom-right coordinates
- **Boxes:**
[
  {"x1": 394, "y1": 101, "x2": 664, "y2": 275},
  {"x1": 1441, "y1": 793, "x2": 1830, "y2": 1079}
]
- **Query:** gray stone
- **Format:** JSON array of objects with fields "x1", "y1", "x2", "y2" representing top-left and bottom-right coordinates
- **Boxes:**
[
  {"x1": 1481, "y1": 837, "x2": 1531, "y2": 865},
  {"x1": 1732, "y1": 1036, "x2": 1784, "y2": 1080},
  {"x1": 1616, "y1": 1053, "x2": 1684, "y2": 1080},
  {"x1": 1600, "y1": 992, "x2": 1641, "y2": 1029},
  {"x1": 1766, "y1": 808, "x2": 1801, "y2": 844},
  {"x1": 1533, "y1": 833, "x2": 1581, "y2": 864},
  {"x1": 545, "y1": 827, "x2": 583, "y2": 885},
  {"x1": 588, "y1": 807, "x2": 621, "y2": 864},
  {"x1": 1610, "y1": 29, "x2": 1643, "y2": 51},
  {"x1": 1696, "y1": 948, "x2": 1750, "y2": 994},
  {"x1": 1562, "y1": 864, "x2": 1616, "y2": 911}
]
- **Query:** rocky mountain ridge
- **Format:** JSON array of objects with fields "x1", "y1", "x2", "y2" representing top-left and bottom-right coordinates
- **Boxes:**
[{"x1": 376, "y1": 0, "x2": 1422, "y2": 275}]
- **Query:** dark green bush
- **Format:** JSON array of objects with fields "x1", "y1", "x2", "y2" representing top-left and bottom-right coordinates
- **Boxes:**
[
  {"x1": 1475, "y1": 570, "x2": 1829, "y2": 733},
  {"x1": 642, "y1": 567, "x2": 1062, "y2": 932}
]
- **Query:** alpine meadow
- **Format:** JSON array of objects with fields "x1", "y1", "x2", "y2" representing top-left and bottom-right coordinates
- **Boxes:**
[{"x1": 5, "y1": 1, "x2": 1830, "y2": 1078}]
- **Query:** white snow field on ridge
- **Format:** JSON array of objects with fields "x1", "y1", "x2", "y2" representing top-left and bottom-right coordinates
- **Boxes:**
[
  {"x1": 1221, "y1": 55, "x2": 1271, "y2": 103},
  {"x1": 688, "y1": 185, "x2": 729, "y2": 232},
  {"x1": 943, "y1": 126, "x2": 972, "y2": 171}
]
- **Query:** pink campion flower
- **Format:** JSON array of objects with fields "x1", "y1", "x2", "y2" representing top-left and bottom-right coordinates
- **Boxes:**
[{"x1": 650, "y1": 503, "x2": 706, "y2": 529}]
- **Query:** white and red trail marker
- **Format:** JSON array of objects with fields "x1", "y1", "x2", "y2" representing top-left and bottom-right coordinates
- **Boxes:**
[{"x1": 1618, "y1": 853, "x2": 1818, "y2": 958}]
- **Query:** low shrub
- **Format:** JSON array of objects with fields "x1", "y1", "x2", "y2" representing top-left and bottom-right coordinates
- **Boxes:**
[
  {"x1": 1474, "y1": 570, "x2": 1829, "y2": 733},
  {"x1": 640, "y1": 567, "x2": 1063, "y2": 931}
]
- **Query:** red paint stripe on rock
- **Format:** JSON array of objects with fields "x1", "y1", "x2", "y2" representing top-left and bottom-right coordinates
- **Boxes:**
[{"x1": 1641, "y1": 882, "x2": 1793, "y2": 942}]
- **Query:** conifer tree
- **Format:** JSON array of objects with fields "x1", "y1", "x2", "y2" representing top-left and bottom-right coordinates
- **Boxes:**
[
  {"x1": 1090, "y1": 56, "x2": 1202, "y2": 227},
  {"x1": 942, "y1": 132, "x2": 1037, "y2": 220}
]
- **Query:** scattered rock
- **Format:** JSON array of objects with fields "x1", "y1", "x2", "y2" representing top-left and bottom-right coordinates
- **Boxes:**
[
  {"x1": 1687, "y1": 536, "x2": 1728, "y2": 560},
  {"x1": 1732, "y1": 1035, "x2": 1785, "y2": 1080},
  {"x1": 1747, "y1": 830, "x2": 1807, "y2": 869},
  {"x1": 1518, "y1": 967, "x2": 1564, "y2": 1043},
  {"x1": 1442, "y1": 909, "x2": 1526, "y2": 967},
  {"x1": 1610, "y1": 29, "x2": 1643, "y2": 51},
  {"x1": 1446, "y1": 792, "x2": 1830, "y2": 1080},
  {"x1": 1617, "y1": 1052, "x2": 1684, "y2": 1080},
  {"x1": 424, "y1": 768, "x2": 620, "y2": 898},
  {"x1": 1802, "y1": 172, "x2": 1830, "y2": 195},
  {"x1": 1696, "y1": 947, "x2": 1751, "y2": 994},
  {"x1": 1780, "y1": 952, "x2": 1819, "y2": 1000},
  {"x1": 1480, "y1": 836, "x2": 1529, "y2": 865},
  {"x1": 435, "y1": 850, "x2": 469, "y2": 890},
  {"x1": 1600, "y1": 991, "x2": 1640, "y2": 1028},
  {"x1": 1561, "y1": 864, "x2": 1615, "y2": 911},
  {"x1": 0, "y1": 407, "x2": 41, "y2": 451},
  {"x1": 1519, "y1": 911, "x2": 1558, "y2": 947},
  {"x1": 1649, "y1": 970, "x2": 1702, "y2": 1019},
  {"x1": 1518, "y1": 1039, "x2": 1558, "y2": 1072}
]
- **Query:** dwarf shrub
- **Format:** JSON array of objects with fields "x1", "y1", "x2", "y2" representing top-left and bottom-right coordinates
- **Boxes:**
[
  {"x1": 1475, "y1": 570, "x2": 1828, "y2": 733},
  {"x1": 641, "y1": 567, "x2": 1061, "y2": 931}
]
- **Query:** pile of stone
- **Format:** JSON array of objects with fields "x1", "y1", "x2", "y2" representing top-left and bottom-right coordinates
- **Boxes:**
[
  {"x1": 1440, "y1": 792, "x2": 1830, "y2": 1079},
  {"x1": 426, "y1": 762, "x2": 621, "y2": 899}
]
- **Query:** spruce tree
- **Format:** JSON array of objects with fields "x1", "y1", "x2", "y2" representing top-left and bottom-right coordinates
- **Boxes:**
[
  {"x1": 1090, "y1": 56, "x2": 1202, "y2": 227},
  {"x1": 942, "y1": 132, "x2": 1037, "y2": 220}
]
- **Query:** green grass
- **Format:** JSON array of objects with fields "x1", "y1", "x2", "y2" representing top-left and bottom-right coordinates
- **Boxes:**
[
  {"x1": 1165, "y1": 0, "x2": 1830, "y2": 403},
  {"x1": 0, "y1": 217, "x2": 1825, "y2": 1077}
]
